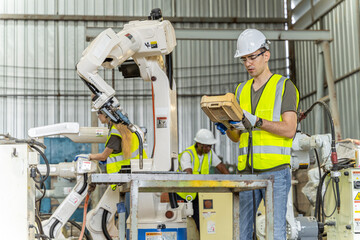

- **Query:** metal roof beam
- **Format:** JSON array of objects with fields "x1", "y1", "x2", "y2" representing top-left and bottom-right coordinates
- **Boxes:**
[
  {"x1": 0, "y1": 14, "x2": 286, "y2": 24},
  {"x1": 291, "y1": 0, "x2": 344, "y2": 29},
  {"x1": 86, "y1": 28, "x2": 332, "y2": 42}
]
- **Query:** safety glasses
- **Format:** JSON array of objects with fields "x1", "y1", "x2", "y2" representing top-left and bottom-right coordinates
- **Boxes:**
[{"x1": 240, "y1": 51, "x2": 266, "y2": 64}]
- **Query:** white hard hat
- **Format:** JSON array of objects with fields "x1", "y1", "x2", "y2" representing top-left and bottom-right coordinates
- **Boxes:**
[
  {"x1": 234, "y1": 29, "x2": 270, "y2": 58},
  {"x1": 194, "y1": 129, "x2": 217, "y2": 145}
]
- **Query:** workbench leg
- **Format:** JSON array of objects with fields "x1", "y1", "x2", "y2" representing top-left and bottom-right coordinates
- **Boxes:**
[
  {"x1": 233, "y1": 192, "x2": 240, "y2": 240},
  {"x1": 265, "y1": 180, "x2": 274, "y2": 240},
  {"x1": 130, "y1": 181, "x2": 139, "y2": 240}
]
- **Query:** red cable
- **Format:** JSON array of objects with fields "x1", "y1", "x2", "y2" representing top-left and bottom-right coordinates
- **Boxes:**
[{"x1": 78, "y1": 193, "x2": 90, "y2": 240}]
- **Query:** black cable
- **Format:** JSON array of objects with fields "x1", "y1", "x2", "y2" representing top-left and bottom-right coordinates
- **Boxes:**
[
  {"x1": 314, "y1": 149, "x2": 322, "y2": 186},
  {"x1": 35, "y1": 214, "x2": 45, "y2": 237},
  {"x1": 78, "y1": 173, "x2": 88, "y2": 195},
  {"x1": 30, "y1": 145, "x2": 50, "y2": 184},
  {"x1": 67, "y1": 220, "x2": 92, "y2": 240},
  {"x1": 49, "y1": 219, "x2": 60, "y2": 238},
  {"x1": 322, "y1": 177, "x2": 337, "y2": 218},
  {"x1": 39, "y1": 214, "x2": 91, "y2": 240},
  {"x1": 315, "y1": 171, "x2": 329, "y2": 223},
  {"x1": 245, "y1": 128, "x2": 257, "y2": 240},
  {"x1": 33, "y1": 225, "x2": 40, "y2": 240},
  {"x1": 334, "y1": 177, "x2": 340, "y2": 213},
  {"x1": 102, "y1": 209, "x2": 113, "y2": 240},
  {"x1": 35, "y1": 181, "x2": 47, "y2": 203},
  {"x1": 134, "y1": 131, "x2": 144, "y2": 169},
  {"x1": 313, "y1": 149, "x2": 322, "y2": 221},
  {"x1": 169, "y1": 192, "x2": 179, "y2": 209},
  {"x1": 299, "y1": 101, "x2": 337, "y2": 166}
]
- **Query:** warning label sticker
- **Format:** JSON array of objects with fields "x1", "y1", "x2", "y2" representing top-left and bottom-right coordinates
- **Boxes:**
[
  {"x1": 355, "y1": 192, "x2": 360, "y2": 200},
  {"x1": 157, "y1": 117, "x2": 167, "y2": 128},
  {"x1": 355, "y1": 220, "x2": 360, "y2": 232},
  {"x1": 145, "y1": 231, "x2": 176, "y2": 240}
]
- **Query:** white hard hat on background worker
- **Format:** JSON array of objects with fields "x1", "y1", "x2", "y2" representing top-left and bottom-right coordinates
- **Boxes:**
[
  {"x1": 194, "y1": 129, "x2": 217, "y2": 145},
  {"x1": 234, "y1": 29, "x2": 271, "y2": 58}
]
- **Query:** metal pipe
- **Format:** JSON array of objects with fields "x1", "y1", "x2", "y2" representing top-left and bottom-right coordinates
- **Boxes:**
[
  {"x1": 315, "y1": 50, "x2": 324, "y2": 134},
  {"x1": 321, "y1": 41, "x2": 342, "y2": 140}
]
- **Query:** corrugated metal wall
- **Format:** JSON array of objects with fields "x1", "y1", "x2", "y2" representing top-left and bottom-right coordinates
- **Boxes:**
[
  {"x1": 0, "y1": 0, "x2": 287, "y2": 165},
  {"x1": 294, "y1": 0, "x2": 360, "y2": 139}
]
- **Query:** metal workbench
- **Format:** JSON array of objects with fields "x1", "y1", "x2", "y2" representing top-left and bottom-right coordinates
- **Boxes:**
[{"x1": 90, "y1": 172, "x2": 274, "y2": 240}]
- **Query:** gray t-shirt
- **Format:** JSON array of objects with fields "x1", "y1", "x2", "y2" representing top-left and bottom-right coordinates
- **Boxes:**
[
  {"x1": 106, "y1": 135, "x2": 122, "y2": 154},
  {"x1": 251, "y1": 79, "x2": 298, "y2": 115}
]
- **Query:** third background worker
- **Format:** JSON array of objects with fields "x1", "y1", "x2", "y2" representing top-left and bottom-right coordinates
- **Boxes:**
[
  {"x1": 216, "y1": 29, "x2": 299, "y2": 239},
  {"x1": 177, "y1": 129, "x2": 229, "y2": 232}
]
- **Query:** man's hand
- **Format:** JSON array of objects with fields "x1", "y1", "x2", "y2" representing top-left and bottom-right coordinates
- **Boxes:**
[
  {"x1": 215, "y1": 122, "x2": 227, "y2": 135},
  {"x1": 74, "y1": 154, "x2": 90, "y2": 162},
  {"x1": 242, "y1": 110, "x2": 257, "y2": 127},
  {"x1": 229, "y1": 120, "x2": 245, "y2": 130}
]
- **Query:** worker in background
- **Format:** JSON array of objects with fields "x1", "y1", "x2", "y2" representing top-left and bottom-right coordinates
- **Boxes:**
[
  {"x1": 88, "y1": 110, "x2": 147, "y2": 180},
  {"x1": 216, "y1": 29, "x2": 299, "y2": 239},
  {"x1": 177, "y1": 128, "x2": 229, "y2": 231}
]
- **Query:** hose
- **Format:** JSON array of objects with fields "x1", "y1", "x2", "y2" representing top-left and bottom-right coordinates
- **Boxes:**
[
  {"x1": 299, "y1": 100, "x2": 337, "y2": 166},
  {"x1": 169, "y1": 192, "x2": 179, "y2": 209},
  {"x1": 134, "y1": 131, "x2": 144, "y2": 169},
  {"x1": 165, "y1": 53, "x2": 174, "y2": 90},
  {"x1": 151, "y1": 82, "x2": 156, "y2": 158},
  {"x1": 101, "y1": 209, "x2": 113, "y2": 240},
  {"x1": 78, "y1": 193, "x2": 90, "y2": 240}
]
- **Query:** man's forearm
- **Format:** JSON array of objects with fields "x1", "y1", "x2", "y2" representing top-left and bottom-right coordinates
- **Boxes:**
[
  {"x1": 216, "y1": 163, "x2": 230, "y2": 174},
  {"x1": 260, "y1": 112, "x2": 297, "y2": 138}
]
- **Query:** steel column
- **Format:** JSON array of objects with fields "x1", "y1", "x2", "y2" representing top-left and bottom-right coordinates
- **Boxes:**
[
  {"x1": 321, "y1": 41, "x2": 342, "y2": 140},
  {"x1": 130, "y1": 180, "x2": 139, "y2": 240},
  {"x1": 315, "y1": 49, "x2": 324, "y2": 134}
]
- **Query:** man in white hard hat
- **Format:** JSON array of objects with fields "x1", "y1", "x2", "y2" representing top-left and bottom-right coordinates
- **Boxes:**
[
  {"x1": 177, "y1": 129, "x2": 229, "y2": 231},
  {"x1": 216, "y1": 29, "x2": 299, "y2": 239}
]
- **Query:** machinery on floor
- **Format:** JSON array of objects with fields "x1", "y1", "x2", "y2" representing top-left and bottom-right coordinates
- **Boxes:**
[
  {"x1": 255, "y1": 100, "x2": 360, "y2": 240},
  {"x1": 18, "y1": 8, "x2": 190, "y2": 240}
]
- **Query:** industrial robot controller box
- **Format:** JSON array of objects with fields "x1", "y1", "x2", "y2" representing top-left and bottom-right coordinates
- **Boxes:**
[{"x1": 200, "y1": 93, "x2": 243, "y2": 129}]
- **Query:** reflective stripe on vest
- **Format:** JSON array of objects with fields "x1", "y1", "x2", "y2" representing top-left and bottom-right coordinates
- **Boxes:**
[
  {"x1": 105, "y1": 125, "x2": 148, "y2": 174},
  {"x1": 235, "y1": 74, "x2": 299, "y2": 171},
  {"x1": 177, "y1": 144, "x2": 212, "y2": 200}
]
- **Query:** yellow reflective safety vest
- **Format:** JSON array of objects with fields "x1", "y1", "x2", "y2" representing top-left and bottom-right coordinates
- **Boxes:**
[
  {"x1": 106, "y1": 125, "x2": 148, "y2": 174},
  {"x1": 235, "y1": 74, "x2": 299, "y2": 171},
  {"x1": 177, "y1": 144, "x2": 213, "y2": 200}
]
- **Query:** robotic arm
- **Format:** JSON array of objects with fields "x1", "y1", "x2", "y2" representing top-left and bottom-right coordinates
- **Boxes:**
[{"x1": 76, "y1": 18, "x2": 176, "y2": 132}]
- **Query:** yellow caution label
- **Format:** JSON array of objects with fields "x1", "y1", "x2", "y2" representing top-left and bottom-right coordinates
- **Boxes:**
[{"x1": 355, "y1": 192, "x2": 360, "y2": 200}]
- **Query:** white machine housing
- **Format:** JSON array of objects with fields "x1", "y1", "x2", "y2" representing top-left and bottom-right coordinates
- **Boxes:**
[{"x1": 0, "y1": 143, "x2": 38, "y2": 240}]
